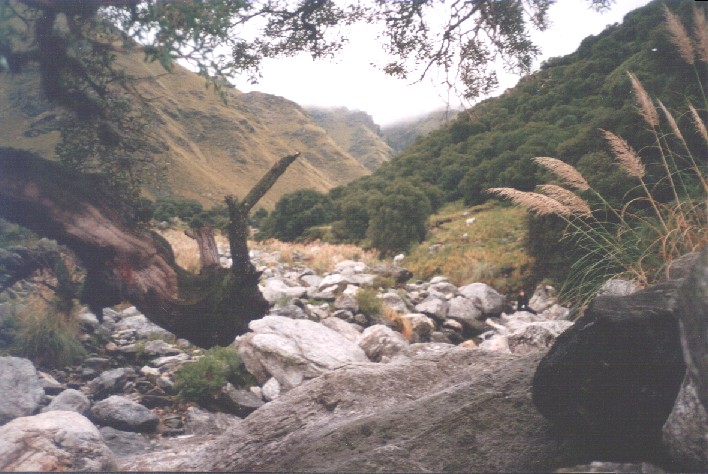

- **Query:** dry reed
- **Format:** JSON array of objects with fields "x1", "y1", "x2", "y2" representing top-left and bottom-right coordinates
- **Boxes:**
[
  {"x1": 627, "y1": 72, "x2": 659, "y2": 128},
  {"x1": 693, "y1": 5, "x2": 708, "y2": 63},
  {"x1": 600, "y1": 129, "x2": 646, "y2": 178},
  {"x1": 532, "y1": 157, "x2": 590, "y2": 191},
  {"x1": 663, "y1": 4, "x2": 695, "y2": 64},
  {"x1": 488, "y1": 188, "x2": 572, "y2": 216},
  {"x1": 381, "y1": 305, "x2": 413, "y2": 341},
  {"x1": 657, "y1": 101, "x2": 686, "y2": 143},
  {"x1": 537, "y1": 185, "x2": 592, "y2": 216},
  {"x1": 689, "y1": 104, "x2": 708, "y2": 143}
]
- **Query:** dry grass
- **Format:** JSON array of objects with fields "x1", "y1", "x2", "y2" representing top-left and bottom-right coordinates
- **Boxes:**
[
  {"x1": 533, "y1": 157, "x2": 590, "y2": 191},
  {"x1": 158, "y1": 228, "x2": 203, "y2": 273},
  {"x1": 405, "y1": 202, "x2": 533, "y2": 292},
  {"x1": 663, "y1": 4, "x2": 695, "y2": 65},
  {"x1": 381, "y1": 305, "x2": 413, "y2": 341},
  {"x1": 250, "y1": 239, "x2": 380, "y2": 274},
  {"x1": 627, "y1": 72, "x2": 659, "y2": 128},
  {"x1": 600, "y1": 129, "x2": 645, "y2": 178}
]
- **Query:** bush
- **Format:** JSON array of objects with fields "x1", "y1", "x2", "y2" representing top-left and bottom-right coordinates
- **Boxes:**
[
  {"x1": 356, "y1": 287, "x2": 381, "y2": 316},
  {"x1": 11, "y1": 297, "x2": 86, "y2": 368},
  {"x1": 174, "y1": 346, "x2": 254, "y2": 405},
  {"x1": 261, "y1": 189, "x2": 336, "y2": 242},
  {"x1": 367, "y1": 181, "x2": 432, "y2": 256}
]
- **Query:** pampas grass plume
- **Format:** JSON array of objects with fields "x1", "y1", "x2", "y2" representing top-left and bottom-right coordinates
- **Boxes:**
[
  {"x1": 533, "y1": 157, "x2": 590, "y2": 191},
  {"x1": 600, "y1": 129, "x2": 646, "y2": 179}
]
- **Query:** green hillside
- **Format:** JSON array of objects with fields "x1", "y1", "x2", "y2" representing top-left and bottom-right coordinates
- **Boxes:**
[{"x1": 267, "y1": 0, "x2": 706, "y2": 290}]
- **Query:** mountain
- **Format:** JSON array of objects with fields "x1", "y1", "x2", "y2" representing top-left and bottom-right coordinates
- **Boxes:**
[
  {"x1": 305, "y1": 107, "x2": 393, "y2": 171},
  {"x1": 0, "y1": 52, "x2": 370, "y2": 209},
  {"x1": 381, "y1": 109, "x2": 459, "y2": 154}
]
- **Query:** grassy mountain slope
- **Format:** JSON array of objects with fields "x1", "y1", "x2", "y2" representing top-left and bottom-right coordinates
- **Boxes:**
[
  {"x1": 305, "y1": 106, "x2": 394, "y2": 171},
  {"x1": 0, "y1": 52, "x2": 370, "y2": 208},
  {"x1": 381, "y1": 109, "x2": 459, "y2": 154}
]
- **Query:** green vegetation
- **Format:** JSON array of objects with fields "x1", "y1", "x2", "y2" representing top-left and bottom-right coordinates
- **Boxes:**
[
  {"x1": 261, "y1": 189, "x2": 336, "y2": 242},
  {"x1": 356, "y1": 287, "x2": 382, "y2": 317},
  {"x1": 10, "y1": 297, "x2": 86, "y2": 368},
  {"x1": 405, "y1": 202, "x2": 533, "y2": 292},
  {"x1": 174, "y1": 346, "x2": 254, "y2": 406},
  {"x1": 267, "y1": 0, "x2": 706, "y2": 294}
]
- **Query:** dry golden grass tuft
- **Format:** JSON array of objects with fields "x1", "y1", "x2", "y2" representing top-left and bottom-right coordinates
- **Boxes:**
[
  {"x1": 158, "y1": 228, "x2": 203, "y2": 273},
  {"x1": 250, "y1": 239, "x2": 380, "y2": 274},
  {"x1": 381, "y1": 305, "x2": 413, "y2": 341},
  {"x1": 533, "y1": 157, "x2": 590, "y2": 191}
]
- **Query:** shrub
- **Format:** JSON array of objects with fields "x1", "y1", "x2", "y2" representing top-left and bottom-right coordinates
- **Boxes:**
[
  {"x1": 174, "y1": 346, "x2": 254, "y2": 405},
  {"x1": 367, "y1": 181, "x2": 432, "y2": 256},
  {"x1": 356, "y1": 287, "x2": 381, "y2": 317},
  {"x1": 261, "y1": 189, "x2": 336, "y2": 242},
  {"x1": 12, "y1": 297, "x2": 86, "y2": 368}
]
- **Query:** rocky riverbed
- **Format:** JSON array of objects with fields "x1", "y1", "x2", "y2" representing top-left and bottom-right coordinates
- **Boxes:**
[{"x1": 0, "y1": 246, "x2": 705, "y2": 472}]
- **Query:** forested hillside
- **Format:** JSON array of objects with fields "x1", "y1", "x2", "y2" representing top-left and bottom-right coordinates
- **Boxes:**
[
  {"x1": 267, "y1": 0, "x2": 706, "y2": 285},
  {"x1": 381, "y1": 109, "x2": 460, "y2": 154}
]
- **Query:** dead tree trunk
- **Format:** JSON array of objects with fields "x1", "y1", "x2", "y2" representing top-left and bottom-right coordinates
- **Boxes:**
[
  {"x1": 185, "y1": 224, "x2": 220, "y2": 271},
  {"x1": 0, "y1": 147, "x2": 300, "y2": 348}
]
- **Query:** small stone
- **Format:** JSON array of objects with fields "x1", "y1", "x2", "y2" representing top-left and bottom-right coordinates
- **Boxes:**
[{"x1": 262, "y1": 377, "x2": 281, "y2": 402}]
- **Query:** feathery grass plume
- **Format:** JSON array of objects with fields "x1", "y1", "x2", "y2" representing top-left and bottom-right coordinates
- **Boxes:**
[
  {"x1": 537, "y1": 185, "x2": 592, "y2": 217},
  {"x1": 488, "y1": 188, "x2": 572, "y2": 216},
  {"x1": 533, "y1": 157, "x2": 590, "y2": 191},
  {"x1": 627, "y1": 72, "x2": 659, "y2": 128},
  {"x1": 657, "y1": 100, "x2": 686, "y2": 143},
  {"x1": 600, "y1": 129, "x2": 646, "y2": 178},
  {"x1": 663, "y1": 4, "x2": 695, "y2": 64},
  {"x1": 692, "y1": 5, "x2": 708, "y2": 63},
  {"x1": 689, "y1": 103, "x2": 708, "y2": 143}
]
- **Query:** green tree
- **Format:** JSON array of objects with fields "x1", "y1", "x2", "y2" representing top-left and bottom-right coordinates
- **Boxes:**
[
  {"x1": 367, "y1": 182, "x2": 431, "y2": 256},
  {"x1": 262, "y1": 189, "x2": 335, "y2": 242}
]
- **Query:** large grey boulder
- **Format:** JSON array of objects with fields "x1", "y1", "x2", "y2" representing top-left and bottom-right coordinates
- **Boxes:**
[
  {"x1": 661, "y1": 374, "x2": 707, "y2": 471},
  {"x1": 42, "y1": 388, "x2": 91, "y2": 416},
  {"x1": 447, "y1": 296, "x2": 487, "y2": 335},
  {"x1": 90, "y1": 395, "x2": 159, "y2": 433},
  {"x1": 99, "y1": 426, "x2": 151, "y2": 457},
  {"x1": 414, "y1": 295, "x2": 449, "y2": 320},
  {"x1": 532, "y1": 280, "x2": 686, "y2": 457},
  {"x1": 235, "y1": 316, "x2": 369, "y2": 390},
  {"x1": 458, "y1": 282, "x2": 506, "y2": 316},
  {"x1": 171, "y1": 349, "x2": 593, "y2": 472},
  {"x1": 0, "y1": 356, "x2": 44, "y2": 424},
  {"x1": 0, "y1": 410, "x2": 115, "y2": 471}
]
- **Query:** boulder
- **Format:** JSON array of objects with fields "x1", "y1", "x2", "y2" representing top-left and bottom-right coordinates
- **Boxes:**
[
  {"x1": 114, "y1": 313, "x2": 173, "y2": 340},
  {"x1": 320, "y1": 317, "x2": 361, "y2": 343},
  {"x1": 143, "y1": 339, "x2": 182, "y2": 357},
  {"x1": 0, "y1": 411, "x2": 115, "y2": 471},
  {"x1": 378, "y1": 291, "x2": 409, "y2": 313},
  {"x1": 532, "y1": 281, "x2": 686, "y2": 456},
  {"x1": 662, "y1": 247, "x2": 707, "y2": 470},
  {"x1": 446, "y1": 296, "x2": 487, "y2": 335},
  {"x1": 88, "y1": 367, "x2": 133, "y2": 399},
  {"x1": 528, "y1": 284, "x2": 558, "y2": 313},
  {"x1": 458, "y1": 282, "x2": 506, "y2": 316},
  {"x1": 262, "y1": 377, "x2": 281, "y2": 402},
  {"x1": 99, "y1": 426, "x2": 151, "y2": 457},
  {"x1": 184, "y1": 406, "x2": 240, "y2": 436},
  {"x1": 371, "y1": 264, "x2": 412, "y2": 284},
  {"x1": 261, "y1": 278, "x2": 307, "y2": 304},
  {"x1": 0, "y1": 356, "x2": 44, "y2": 424},
  {"x1": 357, "y1": 324, "x2": 409, "y2": 362},
  {"x1": 415, "y1": 296, "x2": 449, "y2": 320},
  {"x1": 401, "y1": 313, "x2": 436, "y2": 342},
  {"x1": 333, "y1": 260, "x2": 368, "y2": 275},
  {"x1": 661, "y1": 374, "x2": 707, "y2": 471},
  {"x1": 596, "y1": 278, "x2": 640, "y2": 297},
  {"x1": 218, "y1": 383, "x2": 265, "y2": 417},
  {"x1": 235, "y1": 316, "x2": 369, "y2": 390},
  {"x1": 172, "y1": 349, "x2": 595, "y2": 473},
  {"x1": 507, "y1": 321, "x2": 571, "y2": 354},
  {"x1": 42, "y1": 389, "x2": 91, "y2": 416},
  {"x1": 90, "y1": 395, "x2": 159, "y2": 433},
  {"x1": 334, "y1": 293, "x2": 359, "y2": 313}
]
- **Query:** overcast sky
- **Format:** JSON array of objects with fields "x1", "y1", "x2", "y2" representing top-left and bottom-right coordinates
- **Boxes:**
[{"x1": 232, "y1": 0, "x2": 652, "y2": 126}]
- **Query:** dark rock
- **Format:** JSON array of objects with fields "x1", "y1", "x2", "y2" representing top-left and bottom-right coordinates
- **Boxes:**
[
  {"x1": 532, "y1": 281, "x2": 686, "y2": 456},
  {"x1": 218, "y1": 383, "x2": 265, "y2": 417},
  {"x1": 0, "y1": 356, "x2": 44, "y2": 424},
  {"x1": 89, "y1": 368, "x2": 133, "y2": 399},
  {"x1": 372, "y1": 264, "x2": 412, "y2": 284},
  {"x1": 90, "y1": 395, "x2": 159, "y2": 433},
  {"x1": 99, "y1": 426, "x2": 151, "y2": 457},
  {"x1": 140, "y1": 394, "x2": 173, "y2": 409}
]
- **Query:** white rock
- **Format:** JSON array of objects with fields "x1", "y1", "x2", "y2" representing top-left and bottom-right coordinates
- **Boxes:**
[
  {"x1": 0, "y1": 411, "x2": 116, "y2": 471},
  {"x1": 357, "y1": 325, "x2": 409, "y2": 363},
  {"x1": 262, "y1": 378, "x2": 281, "y2": 402},
  {"x1": 321, "y1": 317, "x2": 362, "y2": 343},
  {"x1": 333, "y1": 260, "x2": 368, "y2": 275},
  {"x1": 429, "y1": 276, "x2": 449, "y2": 285},
  {"x1": 415, "y1": 296, "x2": 449, "y2": 320},
  {"x1": 378, "y1": 291, "x2": 408, "y2": 313},
  {"x1": 401, "y1": 313, "x2": 436, "y2": 341},
  {"x1": 236, "y1": 316, "x2": 369, "y2": 390},
  {"x1": 0, "y1": 357, "x2": 46, "y2": 425},
  {"x1": 478, "y1": 335, "x2": 511, "y2": 353}
]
